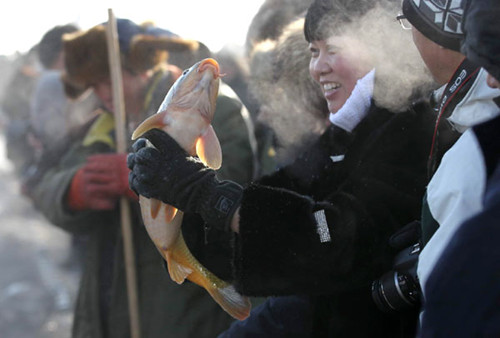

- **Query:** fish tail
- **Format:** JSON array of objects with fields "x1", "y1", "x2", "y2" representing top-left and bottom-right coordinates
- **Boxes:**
[
  {"x1": 206, "y1": 284, "x2": 251, "y2": 321},
  {"x1": 168, "y1": 232, "x2": 251, "y2": 320}
]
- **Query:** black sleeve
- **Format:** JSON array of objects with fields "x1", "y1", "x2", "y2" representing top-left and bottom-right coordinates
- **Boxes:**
[
  {"x1": 181, "y1": 212, "x2": 234, "y2": 281},
  {"x1": 233, "y1": 183, "x2": 374, "y2": 296},
  {"x1": 256, "y1": 124, "x2": 352, "y2": 198},
  {"x1": 232, "y1": 104, "x2": 435, "y2": 297}
]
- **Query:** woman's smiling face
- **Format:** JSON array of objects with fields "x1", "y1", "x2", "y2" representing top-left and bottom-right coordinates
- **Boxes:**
[{"x1": 309, "y1": 36, "x2": 371, "y2": 114}]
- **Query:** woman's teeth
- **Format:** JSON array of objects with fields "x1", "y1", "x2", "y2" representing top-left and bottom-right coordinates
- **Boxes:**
[{"x1": 324, "y1": 83, "x2": 340, "y2": 91}]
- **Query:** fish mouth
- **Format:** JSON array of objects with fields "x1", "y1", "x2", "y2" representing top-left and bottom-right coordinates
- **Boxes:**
[{"x1": 198, "y1": 58, "x2": 220, "y2": 78}]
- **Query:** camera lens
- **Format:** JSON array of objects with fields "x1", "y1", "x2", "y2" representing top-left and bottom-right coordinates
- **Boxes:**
[{"x1": 371, "y1": 271, "x2": 420, "y2": 312}]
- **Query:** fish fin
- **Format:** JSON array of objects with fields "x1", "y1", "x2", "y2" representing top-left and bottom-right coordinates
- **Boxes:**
[
  {"x1": 196, "y1": 125, "x2": 222, "y2": 170},
  {"x1": 150, "y1": 198, "x2": 162, "y2": 219},
  {"x1": 164, "y1": 205, "x2": 178, "y2": 223},
  {"x1": 206, "y1": 285, "x2": 252, "y2": 321},
  {"x1": 132, "y1": 111, "x2": 168, "y2": 140},
  {"x1": 165, "y1": 251, "x2": 192, "y2": 284}
]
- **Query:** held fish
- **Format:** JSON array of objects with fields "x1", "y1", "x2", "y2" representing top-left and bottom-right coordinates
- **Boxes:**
[{"x1": 132, "y1": 58, "x2": 251, "y2": 321}]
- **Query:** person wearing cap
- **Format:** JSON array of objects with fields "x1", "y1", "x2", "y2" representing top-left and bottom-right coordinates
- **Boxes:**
[
  {"x1": 401, "y1": 0, "x2": 500, "y2": 327},
  {"x1": 128, "y1": 0, "x2": 441, "y2": 336},
  {"x1": 22, "y1": 24, "x2": 101, "y2": 270},
  {"x1": 28, "y1": 18, "x2": 258, "y2": 338},
  {"x1": 28, "y1": 24, "x2": 100, "y2": 151},
  {"x1": 415, "y1": 0, "x2": 500, "y2": 336}
]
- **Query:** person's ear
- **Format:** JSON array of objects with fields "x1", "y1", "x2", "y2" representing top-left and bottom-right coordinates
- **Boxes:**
[{"x1": 486, "y1": 72, "x2": 500, "y2": 89}]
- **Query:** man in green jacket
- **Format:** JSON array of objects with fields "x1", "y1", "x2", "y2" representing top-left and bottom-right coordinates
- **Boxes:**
[{"x1": 29, "y1": 19, "x2": 258, "y2": 338}]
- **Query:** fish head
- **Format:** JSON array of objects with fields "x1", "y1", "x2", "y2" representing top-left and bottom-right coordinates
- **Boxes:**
[{"x1": 132, "y1": 58, "x2": 220, "y2": 140}]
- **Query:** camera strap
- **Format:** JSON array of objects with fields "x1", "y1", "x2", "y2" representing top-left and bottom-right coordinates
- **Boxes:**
[{"x1": 427, "y1": 58, "x2": 481, "y2": 176}]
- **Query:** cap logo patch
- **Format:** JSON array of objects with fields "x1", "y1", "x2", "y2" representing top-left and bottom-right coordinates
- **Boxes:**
[{"x1": 412, "y1": 0, "x2": 464, "y2": 35}]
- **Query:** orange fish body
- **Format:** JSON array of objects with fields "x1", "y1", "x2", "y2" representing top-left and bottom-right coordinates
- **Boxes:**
[{"x1": 132, "y1": 58, "x2": 251, "y2": 320}]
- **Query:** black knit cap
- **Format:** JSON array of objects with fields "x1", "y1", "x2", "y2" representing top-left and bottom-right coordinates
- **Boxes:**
[
  {"x1": 461, "y1": 0, "x2": 500, "y2": 81},
  {"x1": 402, "y1": 0, "x2": 464, "y2": 51}
]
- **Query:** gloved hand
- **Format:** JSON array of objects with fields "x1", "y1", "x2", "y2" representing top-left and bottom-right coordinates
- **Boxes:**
[
  {"x1": 67, "y1": 153, "x2": 137, "y2": 211},
  {"x1": 128, "y1": 129, "x2": 242, "y2": 231},
  {"x1": 388, "y1": 220, "x2": 422, "y2": 251}
]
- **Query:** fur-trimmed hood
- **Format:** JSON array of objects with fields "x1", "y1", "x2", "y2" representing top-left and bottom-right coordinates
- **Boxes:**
[{"x1": 61, "y1": 19, "x2": 198, "y2": 99}]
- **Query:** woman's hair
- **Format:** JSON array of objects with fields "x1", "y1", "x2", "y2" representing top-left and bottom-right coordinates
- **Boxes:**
[
  {"x1": 249, "y1": 19, "x2": 330, "y2": 165},
  {"x1": 245, "y1": 0, "x2": 313, "y2": 55},
  {"x1": 304, "y1": 0, "x2": 374, "y2": 42},
  {"x1": 303, "y1": 0, "x2": 436, "y2": 112}
]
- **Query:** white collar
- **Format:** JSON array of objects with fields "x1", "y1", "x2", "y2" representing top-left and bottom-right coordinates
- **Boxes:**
[
  {"x1": 329, "y1": 69, "x2": 375, "y2": 132},
  {"x1": 447, "y1": 68, "x2": 500, "y2": 132}
]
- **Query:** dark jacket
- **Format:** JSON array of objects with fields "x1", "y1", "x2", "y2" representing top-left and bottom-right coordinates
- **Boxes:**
[
  {"x1": 231, "y1": 101, "x2": 436, "y2": 337},
  {"x1": 219, "y1": 295, "x2": 313, "y2": 338},
  {"x1": 29, "y1": 70, "x2": 258, "y2": 338}
]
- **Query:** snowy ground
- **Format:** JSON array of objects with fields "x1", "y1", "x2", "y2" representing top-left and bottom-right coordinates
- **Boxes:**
[{"x1": 0, "y1": 134, "x2": 79, "y2": 338}]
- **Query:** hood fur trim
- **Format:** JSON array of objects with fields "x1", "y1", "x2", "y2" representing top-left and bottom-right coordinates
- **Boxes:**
[{"x1": 62, "y1": 25, "x2": 198, "y2": 99}]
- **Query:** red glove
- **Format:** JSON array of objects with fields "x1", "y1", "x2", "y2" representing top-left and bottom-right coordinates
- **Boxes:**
[{"x1": 67, "y1": 153, "x2": 137, "y2": 211}]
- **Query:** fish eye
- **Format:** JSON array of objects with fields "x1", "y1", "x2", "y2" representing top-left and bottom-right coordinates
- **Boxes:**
[{"x1": 182, "y1": 69, "x2": 189, "y2": 75}]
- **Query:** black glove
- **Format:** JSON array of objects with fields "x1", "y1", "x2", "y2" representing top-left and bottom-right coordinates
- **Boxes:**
[
  {"x1": 127, "y1": 129, "x2": 242, "y2": 231},
  {"x1": 388, "y1": 220, "x2": 422, "y2": 251}
]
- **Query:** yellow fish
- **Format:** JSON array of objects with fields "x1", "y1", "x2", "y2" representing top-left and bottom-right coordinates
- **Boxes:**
[{"x1": 132, "y1": 58, "x2": 251, "y2": 321}]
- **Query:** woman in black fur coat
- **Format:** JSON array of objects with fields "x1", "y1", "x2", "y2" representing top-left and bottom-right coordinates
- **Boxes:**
[{"x1": 128, "y1": 0, "x2": 442, "y2": 336}]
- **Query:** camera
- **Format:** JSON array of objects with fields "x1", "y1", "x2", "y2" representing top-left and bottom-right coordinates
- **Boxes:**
[{"x1": 371, "y1": 243, "x2": 421, "y2": 312}]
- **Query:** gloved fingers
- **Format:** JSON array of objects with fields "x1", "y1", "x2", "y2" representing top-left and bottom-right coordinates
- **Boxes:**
[
  {"x1": 87, "y1": 196, "x2": 117, "y2": 210},
  {"x1": 82, "y1": 161, "x2": 114, "y2": 173},
  {"x1": 87, "y1": 179, "x2": 129, "y2": 198},
  {"x1": 83, "y1": 154, "x2": 119, "y2": 172},
  {"x1": 388, "y1": 220, "x2": 421, "y2": 250},
  {"x1": 82, "y1": 171, "x2": 116, "y2": 184},
  {"x1": 86, "y1": 153, "x2": 127, "y2": 169},
  {"x1": 132, "y1": 138, "x2": 148, "y2": 153},
  {"x1": 132, "y1": 147, "x2": 164, "y2": 168},
  {"x1": 128, "y1": 171, "x2": 139, "y2": 196},
  {"x1": 86, "y1": 181, "x2": 120, "y2": 195},
  {"x1": 86, "y1": 153, "x2": 133, "y2": 189},
  {"x1": 130, "y1": 161, "x2": 163, "y2": 185},
  {"x1": 140, "y1": 129, "x2": 188, "y2": 157},
  {"x1": 127, "y1": 152, "x2": 136, "y2": 170},
  {"x1": 128, "y1": 171, "x2": 158, "y2": 199},
  {"x1": 87, "y1": 153, "x2": 123, "y2": 161}
]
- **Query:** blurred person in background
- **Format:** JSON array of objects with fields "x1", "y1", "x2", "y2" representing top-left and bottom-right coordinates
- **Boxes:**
[
  {"x1": 128, "y1": 0, "x2": 439, "y2": 335},
  {"x1": 22, "y1": 24, "x2": 101, "y2": 269},
  {"x1": 244, "y1": 0, "x2": 314, "y2": 57},
  {"x1": 247, "y1": 17, "x2": 330, "y2": 167},
  {"x1": 1, "y1": 47, "x2": 39, "y2": 175},
  {"x1": 242, "y1": 0, "x2": 317, "y2": 175},
  {"x1": 28, "y1": 18, "x2": 257, "y2": 338},
  {"x1": 28, "y1": 24, "x2": 100, "y2": 154},
  {"x1": 216, "y1": 45, "x2": 260, "y2": 119}
]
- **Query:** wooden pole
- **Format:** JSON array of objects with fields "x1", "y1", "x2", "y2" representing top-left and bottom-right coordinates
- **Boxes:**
[{"x1": 105, "y1": 9, "x2": 141, "y2": 338}]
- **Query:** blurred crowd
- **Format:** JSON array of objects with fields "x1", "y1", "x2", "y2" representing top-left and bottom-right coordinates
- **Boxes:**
[{"x1": 0, "y1": 0, "x2": 499, "y2": 337}]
